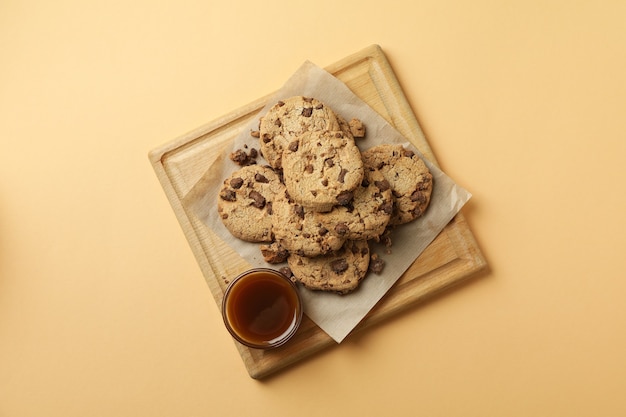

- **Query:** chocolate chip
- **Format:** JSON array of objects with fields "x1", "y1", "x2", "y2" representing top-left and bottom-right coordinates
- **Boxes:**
[
  {"x1": 374, "y1": 179, "x2": 390, "y2": 192},
  {"x1": 418, "y1": 176, "x2": 432, "y2": 190},
  {"x1": 335, "y1": 132, "x2": 343, "y2": 138},
  {"x1": 349, "y1": 242, "x2": 359, "y2": 254},
  {"x1": 250, "y1": 130, "x2": 260, "y2": 138},
  {"x1": 279, "y1": 267, "x2": 293, "y2": 279},
  {"x1": 220, "y1": 189, "x2": 236, "y2": 201},
  {"x1": 334, "y1": 222, "x2": 349, "y2": 236},
  {"x1": 337, "y1": 168, "x2": 348, "y2": 183},
  {"x1": 411, "y1": 190, "x2": 426, "y2": 203},
  {"x1": 301, "y1": 107, "x2": 313, "y2": 117},
  {"x1": 266, "y1": 201, "x2": 273, "y2": 215},
  {"x1": 319, "y1": 227, "x2": 329, "y2": 236},
  {"x1": 230, "y1": 177, "x2": 244, "y2": 189},
  {"x1": 403, "y1": 148, "x2": 415, "y2": 158},
  {"x1": 262, "y1": 133, "x2": 272, "y2": 143},
  {"x1": 336, "y1": 190, "x2": 354, "y2": 206},
  {"x1": 254, "y1": 173, "x2": 269, "y2": 183},
  {"x1": 315, "y1": 103, "x2": 323, "y2": 109},
  {"x1": 288, "y1": 141, "x2": 299, "y2": 152},
  {"x1": 379, "y1": 201, "x2": 393, "y2": 214},
  {"x1": 330, "y1": 258, "x2": 349, "y2": 274},
  {"x1": 321, "y1": 179, "x2": 328, "y2": 186},
  {"x1": 305, "y1": 164, "x2": 314, "y2": 174},
  {"x1": 324, "y1": 158, "x2": 335, "y2": 168},
  {"x1": 277, "y1": 100, "x2": 285, "y2": 107},
  {"x1": 274, "y1": 118, "x2": 282, "y2": 127},
  {"x1": 302, "y1": 97, "x2": 313, "y2": 103},
  {"x1": 248, "y1": 190, "x2": 265, "y2": 208},
  {"x1": 410, "y1": 207, "x2": 424, "y2": 217},
  {"x1": 294, "y1": 205, "x2": 305, "y2": 219},
  {"x1": 361, "y1": 178, "x2": 370, "y2": 187}
]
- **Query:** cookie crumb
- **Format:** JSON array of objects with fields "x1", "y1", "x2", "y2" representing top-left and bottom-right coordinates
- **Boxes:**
[
  {"x1": 229, "y1": 147, "x2": 258, "y2": 166},
  {"x1": 279, "y1": 266, "x2": 293, "y2": 280},
  {"x1": 260, "y1": 243, "x2": 289, "y2": 264},
  {"x1": 379, "y1": 228, "x2": 393, "y2": 247},
  {"x1": 369, "y1": 253, "x2": 386, "y2": 274},
  {"x1": 349, "y1": 118, "x2": 366, "y2": 138}
]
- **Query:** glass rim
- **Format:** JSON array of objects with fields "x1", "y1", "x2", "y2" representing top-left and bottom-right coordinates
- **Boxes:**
[{"x1": 221, "y1": 268, "x2": 303, "y2": 349}]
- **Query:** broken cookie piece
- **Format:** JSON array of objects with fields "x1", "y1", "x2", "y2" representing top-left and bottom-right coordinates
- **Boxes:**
[
  {"x1": 229, "y1": 147, "x2": 259, "y2": 166},
  {"x1": 287, "y1": 240, "x2": 370, "y2": 295},
  {"x1": 260, "y1": 242, "x2": 289, "y2": 264},
  {"x1": 349, "y1": 118, "x2": 366, "y2": 138},
  {"x1": 369, "y1": 253, "x2": 385, "y2": 274}
]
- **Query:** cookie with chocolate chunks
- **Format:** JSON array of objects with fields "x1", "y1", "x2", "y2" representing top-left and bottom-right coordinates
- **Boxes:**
[
  {"x1": 271, "y1": 191, "x2": 345, "y2": 257},
  {"x1": 258, "y1": 96, "x2": 341, "y2": 169},
  {"x1": 217, "y1": 165, "x2": 284, "y2": 242},
  {"x1": 361, "y1": 144, "x2": 433, "y2": 225},
  {"x1": 288, "y1": 240, "x2": 370, "y2": 294},
  {"x1": 313, "y1": 166, "x2": 393, "y2": 240},
  {"x1": 281, "y1": 130, "x2": 364, "y2": 213}
]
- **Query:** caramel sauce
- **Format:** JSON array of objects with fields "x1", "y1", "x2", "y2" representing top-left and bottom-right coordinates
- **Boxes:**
[{"x1": 223, "y1": 269, "x2": 301, "y2": 348}]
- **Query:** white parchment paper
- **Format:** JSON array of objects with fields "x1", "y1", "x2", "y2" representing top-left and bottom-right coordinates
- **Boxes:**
[{"x1": 184, "y1": 61, "x2": 471, "y2": 343}]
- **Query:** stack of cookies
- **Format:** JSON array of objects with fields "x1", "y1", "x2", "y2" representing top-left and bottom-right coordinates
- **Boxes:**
[{"x1": 217, "y1": 96, "x2": 433, "y2": 294}]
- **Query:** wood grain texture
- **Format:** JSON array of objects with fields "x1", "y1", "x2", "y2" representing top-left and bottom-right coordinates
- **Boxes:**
[{"x1": 148, "y1": 45, "x2": 487, "y2": 379}]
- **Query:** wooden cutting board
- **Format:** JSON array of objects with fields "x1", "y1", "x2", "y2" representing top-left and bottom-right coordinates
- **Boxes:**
[{"x1": 148, "y1": 44, "x2": 487, "y2": 379}]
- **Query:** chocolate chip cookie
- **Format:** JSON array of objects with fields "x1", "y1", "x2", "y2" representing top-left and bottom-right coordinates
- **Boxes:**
[
  {"x1": 271, "y1": 191, "x2": 345, "y2": 257},
  {"x1": 313, "y1": 167, "x2": 393, "y2": 240},
  {"x1": 281, "y1": 130, "x2": 364, "y2": 213},
  {"x1": 258, "y1": 96, "x2": 341, "y2": 169},
  {"x1": 217, "y1": 165, "x2": 284, "y2": 242},
  {"x1": 288, "y1": 240, "x2": 371, "y2": 294},
  {"x1": 361, "y1": 144, "x2": 433, "y2": 225}
]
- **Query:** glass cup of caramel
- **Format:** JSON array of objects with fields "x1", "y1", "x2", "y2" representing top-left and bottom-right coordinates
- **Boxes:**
[{"x1": 222, "y1": 268, "x2": 303, "y2": 349}]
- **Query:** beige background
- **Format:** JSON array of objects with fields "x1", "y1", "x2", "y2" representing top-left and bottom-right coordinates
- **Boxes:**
[{"x1": 2, "y1": 1, "x2": 625, "y2": 416}]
